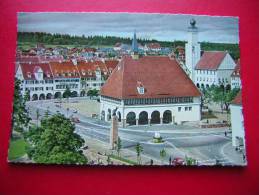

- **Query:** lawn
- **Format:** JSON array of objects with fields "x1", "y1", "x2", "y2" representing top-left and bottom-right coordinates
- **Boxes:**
[{"x1": 8, "y1": 138, "x2": 29, "y2": 160}]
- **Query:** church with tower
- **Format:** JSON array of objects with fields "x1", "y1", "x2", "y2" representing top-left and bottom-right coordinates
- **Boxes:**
[{"x1": 184, "y1": 19, "x2": 237, "y2": 89}]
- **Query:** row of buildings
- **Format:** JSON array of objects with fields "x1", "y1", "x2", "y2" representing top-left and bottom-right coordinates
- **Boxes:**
[{"x1": 15, "y1": 59, "x2": 118, "y2": 100}]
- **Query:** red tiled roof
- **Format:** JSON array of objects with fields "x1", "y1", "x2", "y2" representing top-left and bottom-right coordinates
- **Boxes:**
[
  {"x1": 105, "y1": 60, "x2": 119, "y2": 73},
  {"x1": 101, "y1": 56, "x2": 201, "y2": 99},
  {"x1": 232, "y1": 91, "x2": 242, "y2": 105},
  {"x1": 16, "y1": 56, "x2": 41, "y2": 64},
  {"x1": 195, "y1": 51, "x2": 227, "y2": 70},
  {"x1": 147, "y1": 43, "x2": 161, "y2": 49},
  {"x1": 76, "y1": 60, "x2": 108, "y2": 78},
  {"x1": 49, "y1": 61, "x2": 80, "y2": 78},
  {"x1": 231, "y1": 59, "x2": 241, "y2": 77},
  {"x1": 20, "y1": 63, "x2": 53, "y2": 80}
]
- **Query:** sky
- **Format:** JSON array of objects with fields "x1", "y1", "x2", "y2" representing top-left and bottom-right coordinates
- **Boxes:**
[{"x1": 18, "y1": 12, "x2": 239, "y2": 43}]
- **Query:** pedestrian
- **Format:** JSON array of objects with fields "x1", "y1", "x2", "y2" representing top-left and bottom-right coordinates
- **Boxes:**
[
  {"x1": 224, "y1": 131, "x2": 227, "y2": 137},
  {"x1": 169, "y1": 156, "x2": 172, "y2": 165},
  {"x1": 243, "y1": 154, "x2": 246, "y2": 162},
  {"x1": 150, "y1": 159, "x2": 153, "y2": 165}
]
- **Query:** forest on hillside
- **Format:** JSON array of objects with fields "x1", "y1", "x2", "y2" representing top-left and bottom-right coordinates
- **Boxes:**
[{"x1": 17, "y1": 32, "x2": 240, "y2": 59}]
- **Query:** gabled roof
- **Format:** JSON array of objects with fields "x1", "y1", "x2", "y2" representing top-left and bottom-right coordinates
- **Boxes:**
[
  {"x1": 101, "y1": 56, "x2": 201, "y2": 99},
  {"x1": 105, "y1": 60, "x2": 119, "y2": 72},
  {"x1": 19, "y1": 63, "x2": 53, "y2": 80},
  {"x1": 231, "y1": 59, "x2": 241, "y2": 77},
  {"x1": 76, "y1": 60, "x2": 108, "y2": 78},
  {"x1": 49, "y1": 61, "x2": 80, "y2": 78},
  {"x1": 232, "y1": 90, "x2": 242, "y2": 105},
  {"x1": 195, "y1": 51, "x2": 227, "y2": 70}
]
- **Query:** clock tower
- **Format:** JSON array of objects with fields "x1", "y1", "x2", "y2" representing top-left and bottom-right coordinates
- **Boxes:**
[{"x1": 185, "y1": 19, "x2": 201, "y2": 81}]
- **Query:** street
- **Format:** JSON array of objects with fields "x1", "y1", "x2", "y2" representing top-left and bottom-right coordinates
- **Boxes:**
[{"x1": 26, "y1": 98, "x2": 244, "y2": 166}]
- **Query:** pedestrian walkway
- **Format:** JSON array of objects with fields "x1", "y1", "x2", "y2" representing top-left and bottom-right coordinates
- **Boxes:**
[
  {"x1": 81, "y1": 136, "x2": 161, "y2": 165},
  {"x1": 221, "y1": 142, "x2": 246, "y2": 166}
]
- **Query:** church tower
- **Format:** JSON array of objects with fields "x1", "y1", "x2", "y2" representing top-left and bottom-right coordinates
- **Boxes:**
[
  {"x1": 131, "y1": 30, "x2": 139, "y2": 60},
  {"x1": 185, "y1": 19, "x2": 201, "y2": 81}
]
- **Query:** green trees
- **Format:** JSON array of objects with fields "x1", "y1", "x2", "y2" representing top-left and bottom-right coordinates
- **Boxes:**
[
  {"x1": 135, "y1": 142, "x2": 143, "y2": 165},
  {"x1": 17, "y1": 32, "x2": 239, "y2": 60},
  {"x1": 12, "y1": 79, "x2": 31, "y2": 133},
  {"x1": 159, "y1": 148, "x2": 167, "y2": 164},
  {"x1": 115, "y1": 136, "x2": 122, "y2": 157},
  {"x1": 25, "y1": 114, "x2": 87, "y2": 164},
  {"x1": 202, "y1": 85, "x2": 240, "y2": 112},
  {"x1": 87, "y1": 89, "x2": 99, "y2": 99},
  {"x1": 63, "y1": 86, "x2": 72, "y2": 99}
]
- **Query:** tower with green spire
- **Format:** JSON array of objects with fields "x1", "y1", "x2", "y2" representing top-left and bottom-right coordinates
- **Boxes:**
[{"x1": 131, "y1": 30, "x2": 139, "y2": 59}]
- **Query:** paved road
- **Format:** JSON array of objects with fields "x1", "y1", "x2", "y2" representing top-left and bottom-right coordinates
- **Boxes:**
[{"x1": 26, "y1": 98, "x2": 239, "y2": 166}]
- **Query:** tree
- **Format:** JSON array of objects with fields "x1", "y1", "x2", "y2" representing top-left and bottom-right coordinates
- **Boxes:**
[
  {"x1": 24, "y1": 90, "x2": 30, "y2": 102},
  {"x1": 63, "y1": 86, "x2": 72, "y2": 99},
  {"x1": 36, "y1": 109, "x2": 40, "y2": 127},
  {"x1": 44, "y1": 109, "x2": 50, "y2": 118},
  {"x1": 210, "y1": 86, "x2": 240, "y2": 112},
  {"x1": 12, "y1": 79, "x2": 31, "y2": 133},
  {"x1": 114, "y1": 136, "x2": 122, "y2": 157},
  {"x1": 25, "y1": 114, "x2": 87, "y2": 164},
  {"x1": 159, "y1": 148, "x2": 167, "y2": 165},
  {"x1": 87, "y1": 89, "x2": 99, "y2": 99},
  {"x1": 185, "y1": 156, "x2": 197, "y2": 166},
  {"x1": 135, "y1": 142, "x2": 143, "y2": 165}
]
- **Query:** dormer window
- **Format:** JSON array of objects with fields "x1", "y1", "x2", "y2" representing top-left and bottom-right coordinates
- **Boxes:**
[
  {"x1": 82, "y1": 70, "x2": 86, "y2": 76},
  {"x1": 137, "y1": 87, "x2": 145, "y2": 94},
  {"x1": 137, "y1": 81, "x2": 145, "y2": 95},
  {"x1": 27, "y1": 72, "x2": 31, "y2": 78}
]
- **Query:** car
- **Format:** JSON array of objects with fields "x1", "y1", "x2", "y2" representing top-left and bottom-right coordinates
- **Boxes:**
[
  {"x1": 72, "y1": 109, "x2": 78, "y2": 113},
  {"x1": 171, "y1": 158, "x2": 185, "y2": 166},
  {"x1": 71, "y1": 117, "x2": 80, "y2": 123}
]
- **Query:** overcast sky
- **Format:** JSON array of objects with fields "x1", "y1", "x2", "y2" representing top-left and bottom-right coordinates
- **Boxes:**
[{"x1": 18, "y1": 12, "x2": 239, "y2": 43}]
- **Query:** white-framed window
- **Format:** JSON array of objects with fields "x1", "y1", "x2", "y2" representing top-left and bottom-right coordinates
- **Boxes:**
[
  {"x1": 137, "y1": 87, "x2": 145, "y2": 94},
  {"x1": 178, "y1": 107, "x2": 181, "y2": 112}
]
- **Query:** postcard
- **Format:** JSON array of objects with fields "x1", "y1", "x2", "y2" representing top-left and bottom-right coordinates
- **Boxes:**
[{"x1": 9, "y1": 12, "x2": 246, "y2": 166}]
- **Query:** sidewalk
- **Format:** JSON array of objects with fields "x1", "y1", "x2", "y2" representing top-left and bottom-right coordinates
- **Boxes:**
[
  {"x1": 81, "y1": 136, "x2": 161, "y2": 165},
  {"x1": 221, "y1": 142, "x2": 246, "y2": 166}
]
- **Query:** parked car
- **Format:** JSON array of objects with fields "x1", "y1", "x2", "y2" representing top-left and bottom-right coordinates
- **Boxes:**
[{"x1": 172, "y1": 158, "x2": 185, "y2": 166}]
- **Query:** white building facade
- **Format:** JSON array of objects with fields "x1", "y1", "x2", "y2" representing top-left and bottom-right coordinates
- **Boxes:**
[
  {"x1": 16, "y1": 63, "x2": 55, "y2": 100},
  {"x1": 194, "y1": 52, "x2": 236, "y2": 89},
  {"x1": 185, "y1": 19, "x2": 201, "y2": 81},
  {"x1": 100, "y1": 96, "x2": 201, "y2": 127},
  {"x1": 230, "y1": 91, "x2": 245, "y2": 148}
]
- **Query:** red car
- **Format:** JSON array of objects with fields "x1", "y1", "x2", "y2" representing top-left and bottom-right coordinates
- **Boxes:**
[{"x1": 172, "y1": 158, "x2": 185, "y2": 166}]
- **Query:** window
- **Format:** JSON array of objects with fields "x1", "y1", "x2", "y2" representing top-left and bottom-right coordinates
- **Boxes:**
[
  {"x1": 178, "y1": 107, "x2": 181, "y2": 112},
  {"x1": 137, "y1": 87, "x2": 145, "y2": 95},
  {"x1": 189, "y1": 107, "x2": 192, "y2": 111},
  {"x1": 185, "y1": 107, "x2": 188, "y2": 111}
]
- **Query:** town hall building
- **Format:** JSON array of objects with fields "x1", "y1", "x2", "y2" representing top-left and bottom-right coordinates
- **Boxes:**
[{"x1": 100, "y1": 32, "x2": 202, "y2": 127}]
